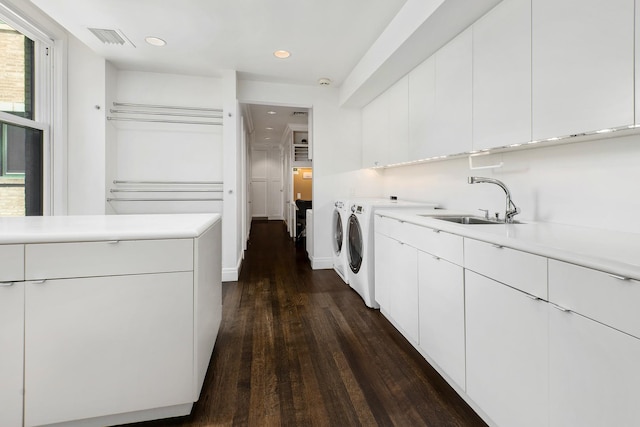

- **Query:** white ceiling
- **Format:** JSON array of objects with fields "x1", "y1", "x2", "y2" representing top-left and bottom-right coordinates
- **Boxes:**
[
  {"x1": 29, "y1": 0, "x2": 407, "y2": 87},
  {"x1": 28, "y1": 0, "x2": 409, "y2": 148}
]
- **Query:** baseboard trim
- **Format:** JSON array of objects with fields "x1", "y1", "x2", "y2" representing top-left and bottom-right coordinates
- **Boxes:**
[
  {"x1": 222, "y1": 256, "x2": 242, "y2": 282},
  {"x1": 311, "y1": 256, "x2": 332, "y2": 270}
]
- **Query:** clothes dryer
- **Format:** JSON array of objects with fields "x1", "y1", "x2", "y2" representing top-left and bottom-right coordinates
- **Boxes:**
[
  {"x1": 346, "y1": 199, "x2": 438, "y2": 308},
  {"x1": 332, "y1": 199, "x2": 350, "y2": 284}
]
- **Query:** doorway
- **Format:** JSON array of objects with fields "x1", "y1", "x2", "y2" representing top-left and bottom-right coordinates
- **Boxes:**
[{"x1": 241, "y1": 103, "x2": 312, "y2": 246}]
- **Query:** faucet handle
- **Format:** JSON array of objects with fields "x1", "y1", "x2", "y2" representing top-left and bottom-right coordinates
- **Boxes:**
[{"x1": 478, "y1": 208, "x2": 489, "y2": 219}]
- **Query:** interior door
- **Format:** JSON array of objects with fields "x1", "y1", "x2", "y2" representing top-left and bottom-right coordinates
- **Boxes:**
[{"x1": 250, "y1": 148, "x2": 268, "y2": 217}]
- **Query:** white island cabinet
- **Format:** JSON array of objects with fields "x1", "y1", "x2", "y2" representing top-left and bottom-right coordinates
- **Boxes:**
[
  {"x1": 1, "y1": 245, "x2": 25, "y2": 427},
  {"x1": 0, "y1": 214, "x2": 222, "y2": 427}
]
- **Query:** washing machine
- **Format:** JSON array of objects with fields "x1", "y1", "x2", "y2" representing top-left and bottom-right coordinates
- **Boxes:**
[
  {"x1": 346, "y1": 199, "x2": 438, "y2": 308},
  {"x1": 332, "y1": 199, "x2": 350, "y2": 284}
]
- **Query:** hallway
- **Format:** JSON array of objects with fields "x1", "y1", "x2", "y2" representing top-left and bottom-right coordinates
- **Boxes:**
[{"x1": 133, "y1": 220, "x2": 486, "y2": 426}]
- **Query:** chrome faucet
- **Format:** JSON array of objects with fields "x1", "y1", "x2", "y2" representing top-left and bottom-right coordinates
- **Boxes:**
[{"x1": 468, "y1": 176, "x2": 520, "y2": 223}]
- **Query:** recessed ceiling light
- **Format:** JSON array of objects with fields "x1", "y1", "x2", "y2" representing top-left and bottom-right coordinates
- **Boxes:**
[
  {"x1": 266, "y1": 127, "x2": 274, "y2": 130},
  {"x1": 265, "y1": 137, "x2": 271, "y2": 140},
  {"x1": 145, "y1": 36, "x2": 166, "y2": 47},
  {"x1": 274, "y1": 50, "x2": 291, "y2": 59},
  {"x1": 267, "y1": 111, "x2": 277, "y2": 115}
]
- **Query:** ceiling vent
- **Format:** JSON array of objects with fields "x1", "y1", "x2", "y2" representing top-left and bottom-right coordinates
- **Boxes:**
[
  {"x1": 88, "y1": 28, "x2": 135, "y2": 47},
  {"x1": 292, "y1": 111, "x2": 308, "y2": 117}
]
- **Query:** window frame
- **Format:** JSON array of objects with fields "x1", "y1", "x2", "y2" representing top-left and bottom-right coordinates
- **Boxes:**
[{"x1": 0, "y1": 1, "x2": 57, "y2": 215}]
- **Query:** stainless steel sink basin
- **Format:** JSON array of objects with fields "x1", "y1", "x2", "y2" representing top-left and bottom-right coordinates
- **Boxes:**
[{"x1": 419, "y1": 215, "x2": 523, "y2": 225}]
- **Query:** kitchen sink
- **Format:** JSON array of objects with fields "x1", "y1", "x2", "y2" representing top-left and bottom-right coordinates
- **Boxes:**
[{"x1": 419, "y1": 215, "x2": 523, "y2": 225}]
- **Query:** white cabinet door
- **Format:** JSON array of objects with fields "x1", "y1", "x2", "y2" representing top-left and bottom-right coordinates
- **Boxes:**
[
  {"x1": 374, "y1": 233, "x2": 419, "y2": 345},
  {"x1": 532, "y1": 0, "x2": 634, "y2": 140},
  {"x1": 408, "y1": 55, "x2": 436, "y2": 160},
  {"x1": 362, "y1": 77, "x2": 409, "y2": 167},
  {"x1": 386, "y1": 76, "x2": 409, "y2": 165},
  {"x1": 388, "y1": 239, "x2": 419, "y2": 344},
  {"x1": 549, "y1": 307, "x2": 640, "y2": 427},
  {"x1": 24, "y1": 272, "x2": 194, "y2": 427},
  {"x1": 433, "y1": 27, "x2": 473, "y2": 156},
  {"x1": 374, "y1": 232, "x2": 394, "y2": 310},
  {"x1": 418, "y1": 252, "x2": 465, "y2": 388},
  {"x1": 473, "y1": 0, "x2": 531, "y2": 150},
  {"x1": 0, "y1": 281, "x2": 24, "y2": 427},
  {"x1": 466, "y1": 271, "x2": 549, "y2": 427},
  {"x1": 362, "y1": 92, "x2": 388, "y2": 168}
]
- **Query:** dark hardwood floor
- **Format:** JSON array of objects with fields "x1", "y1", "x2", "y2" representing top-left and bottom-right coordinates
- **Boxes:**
[{"x1": 127, "y1": 220, "x2": 486, "y2": 427}]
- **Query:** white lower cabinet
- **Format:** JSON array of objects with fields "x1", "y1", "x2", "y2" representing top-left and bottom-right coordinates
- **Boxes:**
[
  {"x1": 375, "y1": 217, "x2": 640, "y2": 426},
  {"x1": 374, "y1": 232, "x2": 419, "y2": 344},
  {"x1": 549, "y1": 307, "x2": 640, "y2": 427},
  {"x1": 0, "y1": 281, "x2": 24, "y2": 427},
  {"x1": 24, "y1": 272, "x2": 194, "y2": 427},
  {"x1": 417, "y1": 252, "x2": 465, "y2": 388},
  {"x1": 548, "y1": 259, "x2": 640, "y2": 426},
  {"x1": 465, "y1": 270, "x2": 549, "y2": 427}
]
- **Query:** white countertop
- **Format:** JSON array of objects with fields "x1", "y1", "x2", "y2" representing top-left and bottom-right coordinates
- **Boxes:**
[
  {"x1": 0, "y1": 213, "x2": 221, "y2": 244},
  {"x1": 376, "y1": 209, "x2": 640, "y2": 281}
]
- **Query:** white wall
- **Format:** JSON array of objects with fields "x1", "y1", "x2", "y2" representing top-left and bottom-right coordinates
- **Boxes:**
[
  {"x1": 105, "y1": 61, "x2": 117, "y2": 215},
  {"x1": 238, "y1": 80, "x2": 364, "y2": 268},
  {"x1": 220, "y1": 71, "x2": 242, "y2": 282},
  {"x1": 66, "y1": 35, "x2": 106, "y2": 214},
  {"x1": 380, "y1": 134, "x2": 640, "y2": 234}
]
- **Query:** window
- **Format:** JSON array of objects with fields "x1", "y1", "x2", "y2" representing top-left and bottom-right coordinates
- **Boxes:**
[{"x1": 0, "y1": 12, "x2": 50, "y2": 216}]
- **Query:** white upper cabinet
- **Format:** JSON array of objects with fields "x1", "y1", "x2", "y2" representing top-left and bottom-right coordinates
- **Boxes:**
[
  {"x1": 408, "y1": 55, "x2": 437, "y2": 160},
  {"x1": 362, "y1": 76, "x2": 409, "y2": 168},
  {"x1": 362, "y1": 91, "x2": 387, "y2": 168},
  {"x1": 433, "y1": 28, "x2": 473, "y2": 157},
  {"x1": 532, "y1": 0, "x2": 634, "y2": 140},
  {"x1": 636, "y1": 0, "x2": 640, "y2": 125},
  {"x1": 473, "y1": 0, "x2": 532, "y2": 150}
]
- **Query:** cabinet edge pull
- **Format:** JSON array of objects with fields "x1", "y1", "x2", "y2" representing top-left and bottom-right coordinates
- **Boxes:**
[
  {"x1": 432, "y1": 255, "x2": 440, "y2": 261},
  {"x1": 107, "y1": 240, "x2": 120, "y2": 244},
  {"x1": 31, "y1": 279, "x2": 47, "y2": 284},
  {"x1": 550, "y1": 302, "x2": 570, "y2": 313},
  {"x1": 524, "y1": 293, "x2": 541, "y2": 301},
  {"x1": 491, "y1": 244, "x2": 503, "y2": 249},
  {"x1": 0, "y1": 281, "x2": 15, "y2": 287},
  {"x1": 432, "y1": 228, "x2": 441, "y2": 233},
  {"x1": 608, "y1": 273, "x2": 631, "y2": 281}
]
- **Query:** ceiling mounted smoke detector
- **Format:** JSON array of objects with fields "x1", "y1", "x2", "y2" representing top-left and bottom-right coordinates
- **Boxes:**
[
  {"x1": 318, "y1": 78, "x2": 332, "y2": 86},
  {"x1": 88, "y1": 28, "x2": 134, "y2": 47},
  {"x1": 292, "y1": 111, "x2": 307, "y2": 117}
]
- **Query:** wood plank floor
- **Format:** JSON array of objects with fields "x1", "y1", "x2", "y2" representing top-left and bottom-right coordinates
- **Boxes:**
[{"x1": 127, "y1": 220, "x2": 487, "y2": 427}]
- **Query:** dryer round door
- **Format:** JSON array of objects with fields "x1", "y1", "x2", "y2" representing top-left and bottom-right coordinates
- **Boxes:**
[
  {"x1": 347, "y1": 214, "x2": 363, "y2": 273},
  {"x1": 333, "y1": 210, "x2": 343, "y2": 255}
]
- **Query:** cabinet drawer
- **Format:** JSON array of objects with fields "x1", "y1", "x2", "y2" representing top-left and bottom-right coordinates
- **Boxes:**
[
  {"x1": 405, "y1": 225, "x2": 463, "y2": 265},
  {"x1": 374, "y1": 215, "x2": 403, "y2": 238},
  {"x1": 0, "y1": 244, "x2": 24, "y2": 282},
  {"x1": 549, "y1": 260, "x2": 640, "y2": 339},
  {"x1": 464, "y1": 238, "x2": 547, "y2": 299},
  {"x1": 374, "y1": 216, "x2": 463, "y2": 265},
  {"x1": 25, "y1": 239, "x2": 193, "y2": 280}
]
